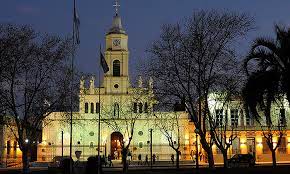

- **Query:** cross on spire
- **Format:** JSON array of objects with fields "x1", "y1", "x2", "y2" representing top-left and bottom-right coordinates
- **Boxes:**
[{"x1": 113, "y1": 0, "x2": 120, "y2": 15}]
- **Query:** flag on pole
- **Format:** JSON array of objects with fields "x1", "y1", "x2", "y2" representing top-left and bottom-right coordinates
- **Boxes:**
[
  {"x1": 100, "y1": 51, "x2": 109, "y2": 73},
  {"x1": 73, "y1": 0, "x2": 80, "y2": 44}
]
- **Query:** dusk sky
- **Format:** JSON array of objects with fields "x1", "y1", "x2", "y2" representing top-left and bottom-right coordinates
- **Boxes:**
[{"x1": 1, "y1": 0, "x2": 290, "y2": 82}]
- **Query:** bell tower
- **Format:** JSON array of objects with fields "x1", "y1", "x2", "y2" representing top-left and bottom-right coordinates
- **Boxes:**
[{"x1": 103, "y1": 0, "x2": 130, "y2": 94}]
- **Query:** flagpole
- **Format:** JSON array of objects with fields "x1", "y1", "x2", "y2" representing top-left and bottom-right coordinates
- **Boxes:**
[
  {"x1": 69, "y1": 0, "x2": 76, "y2": 173},
  {"x1": 97, "y1": 45, "x2": 102, "y2": 174}
]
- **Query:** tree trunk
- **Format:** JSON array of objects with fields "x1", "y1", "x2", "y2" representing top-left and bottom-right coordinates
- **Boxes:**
[
  {"x1": 222, "y1": 150, "x2": 228, "y2": 168},
  {"x1": 271, "y1": 149, "x2": 277, "y2": 168},
  {"x1": 199, "y1": 135, "x2": 215, "y2": 169},
  {"x1": 122, "y1": 158, "x2": 128, "y2": 173},
  {"x1": 207, "y1": 149, "x2": 215, "y2": 169},
  {"x1": 22, "y1": 147, "x2": 30, "y2": 174},
  {"x1": 176, "y1": 150, "x2": 180, "y2": 169},
  {"x1": 122, "y1": 148, "x2": 128, "y2": 173}
]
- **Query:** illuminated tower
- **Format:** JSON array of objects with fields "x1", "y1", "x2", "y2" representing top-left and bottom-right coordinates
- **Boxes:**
[{"x1": 103, "y1": 0, "x2": 130, "y2": 94}]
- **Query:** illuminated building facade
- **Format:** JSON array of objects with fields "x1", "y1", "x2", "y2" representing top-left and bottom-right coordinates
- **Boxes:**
[
  {"x1": 38, "y1": 6, "x2": 290, "y2": 164},
  {"x1": 207, "y1": 94, "x2": 290, "y2": 163},
  {"x1": 38, "y1": 9, "x2": 194, "y2": 162},
  {"x1": 1, "y1": 5, "x2": 290, "y2": 166}
]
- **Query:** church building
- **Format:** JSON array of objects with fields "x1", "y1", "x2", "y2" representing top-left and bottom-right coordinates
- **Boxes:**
[
  {"x1": 36, "y1": 2, "x2": 290, "y2": 164},
  {"x1": 1, "y1": 1, "x2": 290, "y2": 168},
  {"x1": 38, "y1": 5, "x2": 194, "y2": 162}
]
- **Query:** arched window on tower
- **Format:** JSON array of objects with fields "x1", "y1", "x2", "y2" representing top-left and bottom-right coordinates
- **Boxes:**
[
  {"x1": 113, "y1": 60, "x2": 120, "y2": 76},
  {"x1": 144, "y1": 102, "x2": 148, "y2": 113},
  {"x1": 133, "y1": 103, "x2": 137, "y2": 113},
  {"x1": 85, "y1": 103, "x2": 88, "y2": 113},
  {"x1": 91, "y1": 103, "x2": 94, "y2": 113},
  {"x1": 96, "y1": 102, "x2": 100, "y2": 113},
  {"x1": 114, "y1": 103, "x2": 119, "y2": 118},
  {"x1": 139, "y1": 103, "x2": 143, "y2": 113}
]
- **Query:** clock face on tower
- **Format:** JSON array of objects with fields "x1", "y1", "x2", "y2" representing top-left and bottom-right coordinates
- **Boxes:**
[{"x1": 112, "y1": 39, "x2": 121, "y2": 48}]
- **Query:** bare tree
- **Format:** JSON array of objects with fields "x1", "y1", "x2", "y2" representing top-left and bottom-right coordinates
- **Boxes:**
[
  {"x1": 154, "y1": 111, "x2": 183, "y2": 168},
  {"x1": 101, "y1": 88, "x2": 151, "y2": 173},
  {"x1": 207, "y1": 93, "x2": 243, "y2": 168},
  {"x1": 0, "y1": 24, "x2": 76, "y2": 173},
  {"x1": 260, "y1": 125, "x2": 284, "y2": 167},
  {"x1": 148, "y1": 10, "x2": 253, "y2": 168}
]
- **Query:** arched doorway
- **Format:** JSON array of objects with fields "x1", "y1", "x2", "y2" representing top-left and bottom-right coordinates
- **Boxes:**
[{"x1": 111, "y1": 132, "x2": 123, "y2": 160}]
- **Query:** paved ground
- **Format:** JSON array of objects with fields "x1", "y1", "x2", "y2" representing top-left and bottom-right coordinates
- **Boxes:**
[
  {"x1": 1, "y1": 166, "x2": 290, "y2": 174},
  {"x1": 1, "y1": 161, "x2": 290, "y2": 174}
]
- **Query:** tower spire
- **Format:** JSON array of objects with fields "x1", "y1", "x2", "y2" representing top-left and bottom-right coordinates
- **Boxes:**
[
  {"x1": 113, "y1": 0, "x2": 120, "y2": 16},
  {"x1": 107, "y1": 0, "x2": 126, "y2": 35}
]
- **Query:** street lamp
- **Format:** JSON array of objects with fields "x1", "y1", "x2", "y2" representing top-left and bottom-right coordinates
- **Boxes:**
[
  {"x1": 149, "y1": 128, "x2": 153, "y2": 169},
  {"x1": 194, "y1": 128, "x2": 199, "y2": 169}
]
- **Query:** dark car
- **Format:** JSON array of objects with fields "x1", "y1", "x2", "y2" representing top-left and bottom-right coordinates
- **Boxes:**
[
  {"x1": 48, "y1": 156, "x2": 73, "y2": 168},
  {"x1": 228, "y1": 154, "x2": 255, "y2": 168},
  {"x1": 0, "y1": 162, "x2": 5, "y2": 168}
]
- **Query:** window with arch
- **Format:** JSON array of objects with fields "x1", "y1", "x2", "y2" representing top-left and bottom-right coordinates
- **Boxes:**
[
  {"x1": 85, "y1": 103, "x2": 88, "y2": 113},
  {"x1": 13, "y1": 141, "x2": 17, "y2": 150},
  {"x1": 89, "y1": 142, "x2": 94, "y2": 149},
  {"x1": 133, "y1": 102, "x2": 137, "y2": 113},
  {"x1": 113, "y1": 60, "x2": 120, "y2": 76},
  {"x1": 96, "y1": 102, "x2": 100, "y2": 113},
  {"x1": 139, "y1": 103, "x2": 143, "y2": 113},
  {"x1": 144, "y1": 102, "x2": 148, "y2": 113},
  {"x1": 7, "y1": 141, "x2": 11, "y2": 155},
  {"x1": 91, "y1": 103, "x2": 94, "y2": 113},
  {"x1": 114, "y1": 103, "x2": 119, "y2": 117}
]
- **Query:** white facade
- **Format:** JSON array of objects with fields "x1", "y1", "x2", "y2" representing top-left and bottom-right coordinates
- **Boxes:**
[{"x1": 39, "y1": 12, "x2": 194, "y2": 162}]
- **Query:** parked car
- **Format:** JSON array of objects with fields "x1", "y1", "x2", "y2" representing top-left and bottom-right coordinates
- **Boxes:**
[
  {"x1": 0, "y1": 162, "x2": 5, "y2": 168},
  {"x1": 48, "y1": 156, "x2": 73, "y2": 168},
  {"x1": 228, "y1": 154, "x2": 255, "y2": 168}
]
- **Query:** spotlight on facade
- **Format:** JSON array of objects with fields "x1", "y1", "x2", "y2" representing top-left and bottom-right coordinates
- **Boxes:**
[{"x1": 25, "y1": 139, "x2": 29, "y2": 143}]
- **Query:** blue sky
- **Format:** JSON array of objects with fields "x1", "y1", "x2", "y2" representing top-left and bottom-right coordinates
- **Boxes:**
[{"x1": 1, "y1": 0, "x2": 290, "y2": 82}]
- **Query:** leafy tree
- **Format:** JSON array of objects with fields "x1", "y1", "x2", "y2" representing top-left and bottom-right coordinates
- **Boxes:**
[
  {"x1": 0, "y1": 24, "x2": 76, "y2": 173},
  {"x1": 243, "y1": 71, "x2": 286, "y2": 167},
  {"x1": 244, "y1": 25, "x2": 290, "y2": 103},
  {"x1": 243, "y1": 25, "x2": 290, "y2": 167}
]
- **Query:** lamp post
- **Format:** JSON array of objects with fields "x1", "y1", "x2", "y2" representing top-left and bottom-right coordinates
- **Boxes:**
[
  {"x1": 149, "y1": 128, "x2": 153, "y2": 169},
  {"x1": 194, "y1": 129, "x2": 199, "y2": 169},
  {"x1": 61, "y1": 131, "x2": 64, "y2": 158}
]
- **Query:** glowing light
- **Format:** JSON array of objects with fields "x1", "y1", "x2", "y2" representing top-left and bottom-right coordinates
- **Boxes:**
[
  {"x1": 256, "y1": 137, "x2": 262, "y2": 144},
  {"x1": 257, "y1": 139, "x2": 263, "y2": 147},
  {"x1": 25, "y1": 139, "x2": 29, "y2": 143},
  {"x1": 240, "y1": 138, "x2": 246, "y2": 145},
  {"x1": 273, "y1": 142, "x2": 277, "y2": 149}
]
